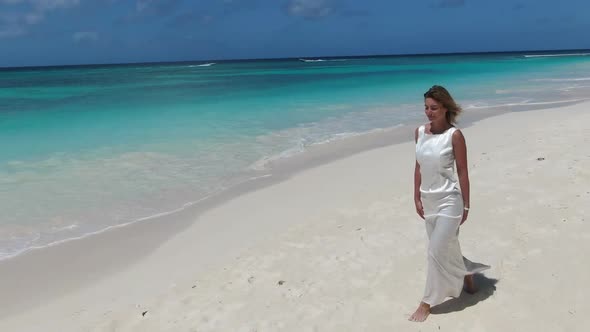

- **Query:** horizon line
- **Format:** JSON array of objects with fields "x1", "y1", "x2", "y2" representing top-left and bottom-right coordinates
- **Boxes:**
[{"x1": 2, "y1": 47, "x2": 589, "y2": 71}]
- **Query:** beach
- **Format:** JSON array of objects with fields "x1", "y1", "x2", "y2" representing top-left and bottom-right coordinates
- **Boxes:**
[
  {"x1": 2, "y1": 53, "x2": 589, "y2": 262},
  {"x1": 1, "y1": 101, "x2": 589, "y2": 331}
]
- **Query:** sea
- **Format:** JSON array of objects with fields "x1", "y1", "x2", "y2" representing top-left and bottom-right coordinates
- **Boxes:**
[{"x1": 1, "y1": 50, "x2": 590, "y2": 260}]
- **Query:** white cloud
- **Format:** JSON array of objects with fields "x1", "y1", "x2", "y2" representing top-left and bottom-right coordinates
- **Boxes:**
[
  {"x1": 136, "y1": 0, "x2": 150, "y2": 12},
  {"x1": 433, "y1": 0, "x2": 465, "y2": 9},
  {"x1": 73, "y1": 30, "x2": 98, "y2": 42},
  {"x1": 24, "y1": 12, "x2": 43, "y2": 24},
  {"x1": 287, "y1": 0, "x2": 335, "y2": 18},
  {"x1": 34, "y1": 0, "x2": 80, "y2": 10},
  {"x1": 135, "y1": 0, "x2": 173, "y2": 13},
  {"x1": 0, "y1": 25, "x2": 25, "y2": 37},
  {"x1": 0, "y1": 0, "x2": 81, "y2": 38},
  {"x1": 0, "y1": 13, "x2": 21, "y2": 23}
]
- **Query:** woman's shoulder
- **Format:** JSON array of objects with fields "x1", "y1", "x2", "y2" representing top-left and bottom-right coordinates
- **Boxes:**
[
  {"x1": 415, "y1": 123, "x2": 428, "y2": 134},
  {"x1": 451, "y1": 127, "x2": 466, "y2": 143},
  {"x1": 450, "y1": 126, "x2": 462, "y2": 135},
  {"x1": 415, "y1": 124, "x2": 427, "y2": 141}
]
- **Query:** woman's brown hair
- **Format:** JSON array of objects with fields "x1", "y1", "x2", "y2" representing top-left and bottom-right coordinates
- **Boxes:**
[{"x1": 424, "y1": 85, "x2": 462, "y2": 124}]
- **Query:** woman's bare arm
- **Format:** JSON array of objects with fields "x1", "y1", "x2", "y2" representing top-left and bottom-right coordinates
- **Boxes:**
[
  {"x1": 452, "y1": 129, "x2": 470, "y2": 223},
  {"x1": 414, "y1": 127, "x2": 424, "y2": 219}
]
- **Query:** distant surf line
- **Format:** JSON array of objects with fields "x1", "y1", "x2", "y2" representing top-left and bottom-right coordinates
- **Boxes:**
[
  {"x1": 299, "y1": 58, "x2": 349, "y2": 63},
  {"x1": 189, "y1": 63, "x2": 216, "y2": 67},
  {"x1": 523, "y1": 53, "x2": 590, "y2": 58}
]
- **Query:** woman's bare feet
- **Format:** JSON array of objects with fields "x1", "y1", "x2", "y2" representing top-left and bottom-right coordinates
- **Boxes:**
[
  {"x1": 409, "y1": 302, "x2": 430, "y2": 322},
  {"x1": 464, "y1": 274, "x2": 477, "y2": 294}
]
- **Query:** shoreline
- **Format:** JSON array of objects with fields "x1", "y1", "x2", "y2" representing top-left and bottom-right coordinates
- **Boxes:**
[
  {"x1": 1, "y1": 97, "x2": 584, "y2": 264},
  {"x1": 1, "y1": 98, "x2": 589, "y2": 330},
  {"x1": 0, "y1": 100, "x2": 510, "y2": 263},
  {"x1": 1, "y1": 99, "x2": 584, "y2": 286}
]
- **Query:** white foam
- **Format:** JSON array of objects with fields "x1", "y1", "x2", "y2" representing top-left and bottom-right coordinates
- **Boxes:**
[
  {"x1": 465, "y1": 98, "x2": 589, "y2": 109},
  {"x1": 523, "y1": 53, "x2": 590, "y2": 58},
  {"x1": 299, "y1": 58, "x2": 348, "y2": 63},
  {"x1": 248, "y1": 125, "x2": 402, "y2": 171},
  {"x1": 0, "y1": 193, "x2": 214, "y2": 261},
  {"x1": 0, "y1": 170, "x2": 281, "y2": 262},
  {"x1": 299, "y1": 59, "x2": 326, "y2": 62},
  {"x1": 54, "y1": 224, "x2": 79, "y2": 232},
  {"x1": 249, "y1": 141, "x2": 307, "y2": 171},
  {"x1": 558, "y1": 85, "x2": 590, "y2": 91},
  {"x1": 532, "y1": 77, "x2": 590, "y2": 82},
  {"x1": 189, "y1": 63, "x2": 216, "y2": 67}
]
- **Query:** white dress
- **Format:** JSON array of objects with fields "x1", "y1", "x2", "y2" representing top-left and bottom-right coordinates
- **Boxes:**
[{"x1": 415, "y1": 124, "x2": 489, "y2": 306}]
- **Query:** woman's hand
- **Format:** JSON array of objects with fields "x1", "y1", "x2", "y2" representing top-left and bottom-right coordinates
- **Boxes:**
[
  {"x1": 460, "y1": 209, "x2": 469, "y2": 225},
  {"x1": 415, "y1": 199, "x2": 425, "y2": 219}
]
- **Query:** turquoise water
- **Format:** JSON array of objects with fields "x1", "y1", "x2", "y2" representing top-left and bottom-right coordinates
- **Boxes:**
[{"x1": 1, "y1": 51, "x2": 590, "y2": 259}]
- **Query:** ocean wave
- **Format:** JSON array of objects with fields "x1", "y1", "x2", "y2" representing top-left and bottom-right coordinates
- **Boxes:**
[
  {"x1": 523, "y1": 53, "x2": 590, "y2": 58},
  {"x1": 299, "y1": 58, "x2": 348, "y2": 63},
  {"x1": 0, "y1": 149, "x2": 220, "y2": 261},
  {"x1": 0, "y1": 169, "x2": 281, "y2": 262},
  {"x1": 0, "y1": 197, "x2": 206, "y2": 261},
  {"x1": 249, "y1": 140, "x2": 307, "y2": 171},
  {"x1": 558, "y1": 85, "x2": 590, "y2": 91},
  {"x1": 532, "y1": 77, "x2": 590, "y2": 82},
  {"x1": 465, "y1": 98, "x2": 590, "y2": 109},
  {"x1": 189, "y1": 63, "x2": 216, "y2": 67},
  {"x1": 249, "y1": 126, "x2": 399, "y2": 171}
]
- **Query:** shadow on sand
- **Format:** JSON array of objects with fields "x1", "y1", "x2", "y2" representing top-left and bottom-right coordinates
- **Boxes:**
[{"x1": 430, "y1": 273, "x2": 499, "y2": 315}]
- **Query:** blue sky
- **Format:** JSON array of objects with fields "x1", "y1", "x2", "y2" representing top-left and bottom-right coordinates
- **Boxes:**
[{"x1": 1, "y1": 0, "x2": 589, "y2": 67}]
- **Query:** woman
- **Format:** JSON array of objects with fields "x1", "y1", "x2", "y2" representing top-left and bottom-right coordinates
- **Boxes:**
[{"x1": 409, "y1": 85, "x2": 489, "y2": 322}]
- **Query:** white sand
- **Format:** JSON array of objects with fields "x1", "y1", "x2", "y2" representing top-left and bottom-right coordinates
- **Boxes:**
[{"x1": 1, "y1": 102, "x2": 589, "y2": 331}]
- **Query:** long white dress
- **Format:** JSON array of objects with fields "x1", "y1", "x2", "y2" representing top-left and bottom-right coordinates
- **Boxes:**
[{"x1": 415, "y1": 124, "x2": 489, "y2": 306}]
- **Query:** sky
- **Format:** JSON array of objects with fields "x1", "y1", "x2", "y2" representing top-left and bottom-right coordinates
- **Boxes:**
[{"x1": 0, "y1": 0, "x2": 589, "y2": 67}]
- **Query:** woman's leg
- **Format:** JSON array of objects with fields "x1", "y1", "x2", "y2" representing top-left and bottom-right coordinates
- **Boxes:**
[
  {"x1": 422, "y1": 214, "x2": 465, "y2": 307},
  {"x1": 409, "y1": 215, "x2": 437, "y2": 322},
  {"x1": 464, "y1": 274, "x2": 477, "y2": 294}
]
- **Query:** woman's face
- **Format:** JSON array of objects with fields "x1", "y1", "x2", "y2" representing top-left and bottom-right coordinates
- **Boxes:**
[{"x1": 424, "y1": 98, "x2": 447, "y2": 122}]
